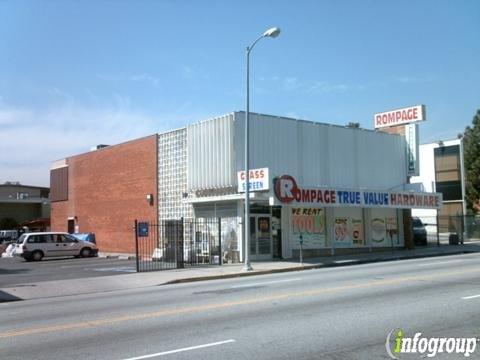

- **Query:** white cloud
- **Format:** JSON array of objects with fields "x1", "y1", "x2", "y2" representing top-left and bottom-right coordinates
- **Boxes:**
[
  {"x1": 130, "y1": 73, "x2": 161, "y2": 87},
  {"x1": 308, "y1": 81, "x2": 351, "y2": 94},
  {"x1": 0, "y1": 105, "x2": 167, "y2": 186},
  {"x1": 282, "y1": 77, "x2": 300, "y2": 91},
  {"x1": 394, "y1": 76, "x2": 435, "y2": 84},
  {"x1": 96, "y1": 73, "x2": 161, "y2": 87},
  {"x1": 182, "y1": 66, "x2": 194, "y2": 80},
  {"x1": 258, "y1": 76, "x2": 359, "y2": 94}
]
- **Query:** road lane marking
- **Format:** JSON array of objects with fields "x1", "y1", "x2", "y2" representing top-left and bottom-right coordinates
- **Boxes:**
[
  {"x1": 231, "y1": 278, "x2": 302, "y2": 288},
  {"x1": 122, "y1": 339, "x2": 236, "y2": 360},
  {"x1": 2, "y1": 267, "x2": 480, "y2": 339},
  {"x1": 462, "y1": 294, "x2": 480, "y2": 300},
  {"x1": 417, "y1": 260, "x2": 464, "y2": 267}
]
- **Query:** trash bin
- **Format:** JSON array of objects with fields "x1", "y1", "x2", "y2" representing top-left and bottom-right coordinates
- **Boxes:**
[{"x1": 449, "y1": 233, "x2": 459, "y2": 245}]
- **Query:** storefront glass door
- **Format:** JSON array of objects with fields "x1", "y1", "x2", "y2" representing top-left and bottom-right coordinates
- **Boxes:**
[{"x1": 249, "y1": 215, "x2": 272, "y2": 260}]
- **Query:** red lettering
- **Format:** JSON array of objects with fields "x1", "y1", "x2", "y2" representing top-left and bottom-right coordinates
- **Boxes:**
[
  {"x1": 409, "y1": 194, "x2": 415, "y2": 206},
  {"x1": 415, "y1": 195, "x2": 422, "y2": 206},
  {"x1": 413, "y1": 107, "x2": 418, "y2": 120},
  {"x1": 306, "y1": 217, "x2": 314, "y2": 233},
  {"x1": 390, "y1": 194, "x2": 397, "y2": 205},
  {"x1": 259, "y1": 169, "x2": 264, "y2": 178},
  {"x1": 310, "y1": 190, "x2": 317, "y2": 202},
  {"x1": 403, "y1": 194, "x2": 409, "y2": 204},
  {"x1": 330, "y1": 190, "x2": 336, "y2": 204},
  {"x1": 429, "y1": 196, "x2": 434, "y2": 207},
  {"x1": 407, "y1": 109, "x2": 413, "y2": 119},
  {"x1": 301, "y1": 189, "x2": 310, "y2": 202},
  {"x1": 396, "y1": 111, "x2": 401, "y2": 121},
  {"x1": 317, "y1": 190, "x2": 323, "y2": 203},
  {"x1": 397, "y1": 194, "x2": 403, "y2": 206}
]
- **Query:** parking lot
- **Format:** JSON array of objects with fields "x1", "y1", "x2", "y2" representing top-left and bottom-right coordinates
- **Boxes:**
[{"x1": 0, "y1": 256, "x2": 137, "y2": 287}]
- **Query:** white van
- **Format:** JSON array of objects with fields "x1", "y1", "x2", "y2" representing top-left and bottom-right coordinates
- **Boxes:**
[{"x1": 14, "y1": 232, "x2": 98, "y2": 261}]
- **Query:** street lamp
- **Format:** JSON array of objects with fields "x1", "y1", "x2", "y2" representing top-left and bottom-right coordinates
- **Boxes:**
[{"x1": 243, "y1": 27, "x2": 281, "y2": 272}]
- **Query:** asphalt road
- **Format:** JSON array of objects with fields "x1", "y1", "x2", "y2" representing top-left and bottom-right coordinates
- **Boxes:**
[
  {"x1": 1, "y1": 253, "x2": 480, "y2": 359},
  {"x1": 0, "y1": 257, "x2": 136, "y2": 287}
]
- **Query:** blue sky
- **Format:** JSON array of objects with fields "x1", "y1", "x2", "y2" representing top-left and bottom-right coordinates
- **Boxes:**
[{"x1": 1, "y1": 0, "x2": 479, "y2": 186}]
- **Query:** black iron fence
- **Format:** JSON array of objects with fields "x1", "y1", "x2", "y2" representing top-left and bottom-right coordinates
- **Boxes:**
[
  {"x1": 134, "y1": 218, "x2": 225, "y2": 272},
  {"x1": 415, "y1": 215, "x2": 480, "y2": 246}
]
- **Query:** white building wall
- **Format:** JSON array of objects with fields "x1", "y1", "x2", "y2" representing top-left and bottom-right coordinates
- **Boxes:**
[
  {"x1": 158, "y1": 129, "x2": 193, "y2": 220},
  {"x1": 187, "y1": 112, "x2": 406, "y2": 191}
]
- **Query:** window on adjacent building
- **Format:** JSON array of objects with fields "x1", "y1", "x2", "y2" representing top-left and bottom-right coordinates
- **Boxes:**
[
  {"x1": 50, "y1": 166, "x2": 68, "y2": 202},
  {"x1": 434, "y1": 145, "x2": 462, "y2": 202}
]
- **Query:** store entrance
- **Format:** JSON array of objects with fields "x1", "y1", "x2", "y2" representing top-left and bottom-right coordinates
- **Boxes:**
[{"x1": 249, "y1": 215, "x2": 272, "y2": 261}]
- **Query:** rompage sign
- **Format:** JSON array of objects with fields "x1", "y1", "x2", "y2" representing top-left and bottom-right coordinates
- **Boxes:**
[{"x1": 374, "y1": 105, "x2": 426, "y2": 129}]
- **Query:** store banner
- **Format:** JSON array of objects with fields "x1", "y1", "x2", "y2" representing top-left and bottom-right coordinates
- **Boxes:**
[
  {"x1": 274, "y1": 175, "x2": 442, "y2": 209},
  {"x1": 334, "y1": 217, "x2": 352, "y2": 247},
  {"x1": 352, "y1": 218, "x2": 364, "y2": 245},
  {"x1": 371, "y1": 218, "x2": 386, "y2": 244},
  {"x1": 291, "y1": 207, "x2": 326, "y2": 249}
]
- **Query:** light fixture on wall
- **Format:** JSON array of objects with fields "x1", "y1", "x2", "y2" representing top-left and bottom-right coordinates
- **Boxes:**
[{"x1": 146, "y1": 194, "x2": 154, "y2": 206}]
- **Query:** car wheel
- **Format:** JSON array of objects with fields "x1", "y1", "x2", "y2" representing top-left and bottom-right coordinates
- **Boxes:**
[
  {"x1": 80, "y1": 247, "x2": 92, "y2": 258},
  {"x1": 32, "y1": 250, "x2": 44, "y2": 261}
]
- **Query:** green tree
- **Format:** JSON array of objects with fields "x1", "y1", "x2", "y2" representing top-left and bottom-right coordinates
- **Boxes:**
[
  {"x1": 0, "y1": 217, "x2": 18, "y2": 229},
  {"x1": 462, "y1": 109, "x2": 480, "y2": 214}
]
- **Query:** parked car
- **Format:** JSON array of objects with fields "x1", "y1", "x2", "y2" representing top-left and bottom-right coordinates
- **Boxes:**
[
  {"x1": 0, "y1": 230, "x2": 18, "y2": 244},
  {"x1": 413, "y1": 217, "x2": 428, "y2": 246},
  {"x1": 14, "y1": 232, "x2": 98, "y2": 261}
]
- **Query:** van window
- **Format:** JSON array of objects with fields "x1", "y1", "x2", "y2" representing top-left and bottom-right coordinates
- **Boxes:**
[
  {"x1": 27, "y1": 234, "x2": 54, "y2": 243},
  {"x1": 17, "y1": 234, "x2": 27, "y2": 244}
]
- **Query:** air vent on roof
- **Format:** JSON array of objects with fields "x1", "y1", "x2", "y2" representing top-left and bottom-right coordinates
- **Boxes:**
[{"x1": 90, "y1": 144, "x2": 110, "y2": 151}]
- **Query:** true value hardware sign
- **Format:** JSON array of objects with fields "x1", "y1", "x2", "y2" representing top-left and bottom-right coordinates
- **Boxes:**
[
  {"x1": 237, "y1": 167, "x2": 269, "y2": 192},
  {"x1": 273, "y1": 175, "x2": 442, "y2": 209}
]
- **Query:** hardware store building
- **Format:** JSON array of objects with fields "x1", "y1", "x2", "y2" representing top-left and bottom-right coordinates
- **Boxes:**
[{"x1": 50, "y1": 112, "x2": 441, "y2": 260}]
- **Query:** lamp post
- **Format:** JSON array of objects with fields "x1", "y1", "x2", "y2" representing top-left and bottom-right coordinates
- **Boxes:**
[{"x1": 243, "y1": 27, "x2": 281, "y2": 272}]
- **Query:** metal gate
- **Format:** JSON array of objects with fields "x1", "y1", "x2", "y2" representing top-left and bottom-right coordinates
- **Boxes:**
[{"x1": 134, "y1": 218, "x2": 222, "y2": 272}]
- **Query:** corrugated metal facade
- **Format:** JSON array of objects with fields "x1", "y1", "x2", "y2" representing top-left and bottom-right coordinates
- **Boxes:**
[
  {"x1": 187, "y1": 112, "x2": 406, "y2": 191},
  {"x1": 187, "y1": 114, "x2": 235, "y2": 190}
]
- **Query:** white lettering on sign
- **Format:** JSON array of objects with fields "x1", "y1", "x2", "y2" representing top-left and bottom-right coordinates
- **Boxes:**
[
  {"x1": 374, "y1": 105, "x2": 426, "y2": 129},
  {"x1": 237, "y1": 168, "x2": 269, "y2": 193}
]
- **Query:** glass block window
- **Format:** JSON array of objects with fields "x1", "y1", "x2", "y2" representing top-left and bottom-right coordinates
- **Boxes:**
[{"x1": 158, "y1": 129, "x2": 193, "y2": 220}]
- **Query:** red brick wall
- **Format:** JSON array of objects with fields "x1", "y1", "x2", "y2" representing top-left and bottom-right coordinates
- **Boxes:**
[{"x1": 51, "y1": 135, "x2": 157, "y2": 254}]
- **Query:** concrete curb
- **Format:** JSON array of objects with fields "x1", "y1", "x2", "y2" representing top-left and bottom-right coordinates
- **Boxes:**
[
  {"x1": 98, "y1": 253, "x2": 136, "y2": 260},
  {"x1": 164, "y1": 249, "x2": 477, "y2": 285}
]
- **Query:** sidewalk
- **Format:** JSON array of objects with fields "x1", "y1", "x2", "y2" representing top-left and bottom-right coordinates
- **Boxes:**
[{"x1": 2, "y1": 243, "x2": 480, "y2": 302}]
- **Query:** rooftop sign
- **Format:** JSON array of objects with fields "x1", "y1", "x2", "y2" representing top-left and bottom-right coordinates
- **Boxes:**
[{"x1": 374, "y1": 105, "x2": 426, "y2": 129}]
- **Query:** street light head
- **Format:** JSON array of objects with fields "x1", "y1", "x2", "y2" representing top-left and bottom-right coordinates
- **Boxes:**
[{"x1": 263, "y1": 27, "x2": 281, "y2": 38}]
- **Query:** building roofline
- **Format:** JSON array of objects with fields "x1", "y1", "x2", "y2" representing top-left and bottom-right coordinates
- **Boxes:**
[
  {"x1": 420, "y1": 138, "x2": 461, "y2": 146},
  {"x1": 0, "y1": 183, "x2": 49, "y2": 191},
  {"x1": 51, "y1": 133, "x2": 158, "y2": 164},
  {"x1": 164, "y1": 110, "x2": 401, "y2": 137}
]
